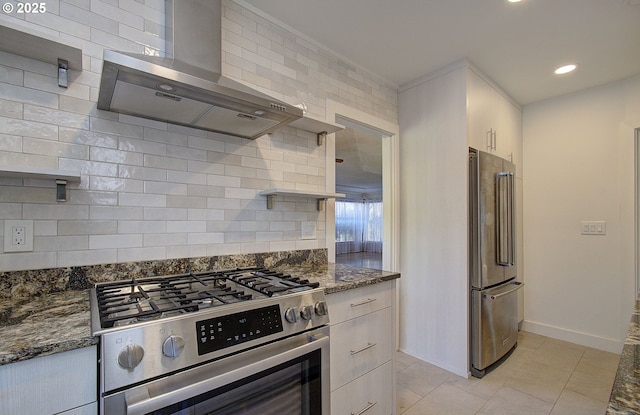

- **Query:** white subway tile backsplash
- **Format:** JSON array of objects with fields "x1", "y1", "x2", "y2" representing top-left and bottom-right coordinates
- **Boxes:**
[
  {"x1": 35, "y1": 220, "x2": 59, "y2": 236},
  {"x1": 60, "y1": 1, "x2": 118, "y2": 34},
  {"x1": 119, "y1": 0, "x2": 164, "y2": 25},
  {"x1": 0, "y1": 85, "x2": 57, "y2": 112},
  {"x1": 90, "y1": 0, "x2": 144, "y2": 31},
  {"x1": 24, "y1": 105, "x2": 90, "y2": 130},
  {"x1": 90, "y1": 233, "x2": 142, "y2": 249},
  {"x1": 92, "y1": 117, "x2": 144, "y2": 139},
  {"x1": 145, "y1": 181, "x2": 188, "y2": 196},
  {"x1": 117, "y1": 220, "x2": 166, "y2": 234},
  {"x1": 23, "y1": 203, "x2": 89, "y2": 219},
  {"x1": 144, "y1": 207, "x2": 188, "y2": 221},
  {"x1": 143, "y1": 233, "x2": 188, "y2": 247},
  {"x1": 0, "y1": 0, "x2": 395, "y2": 271},
  {"x1": 0, "y1": 203, "x2": 22, "y2": 219},
  {"x1": 166, "y1": 221, "x2": 206, "y2": 233},
  {"x1": 35, "y1": 235, "x2": 89, "y2": 251},
  {"x1": 166, "y1": 195, "x2": 206, "y2": 209},
  {"x1": 144, "y1": 154, "x2": 189, "y2": 171},
  {"x1": 0, "y1": 65, "x2": 24, "y2": 86},
  {"x1": 0, "y1": 134, "x2": 21, "y2": 151},
  {"x1": 25, "y1": 71, "x2": 91, "y2": 101},
  {"x1": 90, "y1": 205, "x2": 143, "y2": 220},
  {"x1": 90, "y1": 147, "x2": 144, "y2": 165},
  {"x1": 188, "y1": 232, "x2": 225, "y2": 245},
  {"x1": 26, "y1": 11, "x2": 91, "y2": 40},
  {"x1": 119, "y1": 165, "x2": 167, "y2": 181},
  {"x1": 1, "y1": 252, "x2": 57, "y2": 271},
  {"x1": 59, "y1": 220, "x2": 117, "y2": 235},
  {"x1": 117, "y1": 246, "x2": 165, "y2": 262},
  {"x1": 166, "y1": 170, "x2": 207, "y2": 185},
  {"x1": 24, "y1": 137, "x2": 89, "y2": 159},
  {"x1": 59, "y1": 158, "x2": 118, "y2": 176},
  {"x1": 57, "y1": 249, "x2": 117, "y2": 267},
  {"x1": 0, "y1": 117, "x2": 58, "y2": 140},
  {"x1": 119, "y1": 192, "x2": 166, "y2": 207}
]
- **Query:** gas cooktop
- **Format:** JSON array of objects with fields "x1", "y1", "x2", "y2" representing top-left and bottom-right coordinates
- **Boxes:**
[{"x1": 93, "y1": 267, "x2": 320, "y2": 330}]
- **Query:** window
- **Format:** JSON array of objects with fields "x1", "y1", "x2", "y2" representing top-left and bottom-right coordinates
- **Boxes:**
[{"x1": 335, "y1": 200, "x2": 382, "y2": 254}]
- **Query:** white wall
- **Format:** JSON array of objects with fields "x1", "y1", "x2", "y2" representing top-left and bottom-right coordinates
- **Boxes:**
[
  {"x1": 0, "y1": 0, "x2": 397, "y2": 272},
  {"x1": 398, "y1": 65, "x2": 469, "y2": 377},
  {"x1": 522, "y1": 74, "x2": 640, "y2": 353}
]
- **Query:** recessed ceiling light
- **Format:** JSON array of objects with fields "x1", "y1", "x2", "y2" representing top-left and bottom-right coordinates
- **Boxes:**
[
  {"x1": 554, "y1": 64, "x2": 577, "y2": 75},
  {"x1": 507, "y1": 0, "x2": 524, "y2": 3}
]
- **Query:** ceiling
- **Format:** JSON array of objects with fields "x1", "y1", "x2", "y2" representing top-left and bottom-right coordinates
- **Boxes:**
[
  {"x1": 240, "y1": 0, "x2": 640, "y2": 105},
  {"x1": 335, "y1": 127, "x2": 383, "y2": 194}
]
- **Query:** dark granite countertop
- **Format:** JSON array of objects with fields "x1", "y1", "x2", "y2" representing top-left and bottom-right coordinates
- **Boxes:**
[
  {"x1": 607, "y1": 297, "x2": 640, "y2": 414},
  {"x1": 0, "y1": 263, "x2": 399, "y2": 366},
  {"x1": 0, "y1": 289, "x2": 97, "y2": 365}
]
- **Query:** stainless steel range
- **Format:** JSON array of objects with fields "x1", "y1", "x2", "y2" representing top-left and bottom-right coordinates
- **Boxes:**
[{"x1": 90, "y1": 267, "x2": 330, "y2": 415}]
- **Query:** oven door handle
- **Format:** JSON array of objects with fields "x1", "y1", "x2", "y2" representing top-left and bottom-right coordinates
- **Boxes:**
[{"x1": 124, "y1": 333, "x2": 329, "y2": 415}]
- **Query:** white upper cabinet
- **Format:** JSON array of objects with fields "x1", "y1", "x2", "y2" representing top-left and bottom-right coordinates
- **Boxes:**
[{"x1": 467, "y1": 69, "x2": 522, "y2": 172}]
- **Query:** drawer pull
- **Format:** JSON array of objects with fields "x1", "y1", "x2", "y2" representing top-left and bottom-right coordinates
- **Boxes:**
[
  {"x1": 352, "y1": 401, "x2": 377, "y2": 415},
  {"x1": 350, "y1": 298, "x2": 376, "y2": 307},
  {"x1": 350, "y1": 342, "x2": 376, "y2": 355}
]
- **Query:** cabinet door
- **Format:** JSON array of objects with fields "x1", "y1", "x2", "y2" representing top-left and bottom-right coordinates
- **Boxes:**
[
  {"x1": 0, "y1": 346, "x2": 97, "y2": 415},
  {"x1": 467, "y1": 70, "x2": 497, "y2": 152},
  {"x1": 330, "y1": 307, "x2": 393, "y2": 390},
  {"x1": 331, "y1": 361, "x2": 393, "y2": 415}
]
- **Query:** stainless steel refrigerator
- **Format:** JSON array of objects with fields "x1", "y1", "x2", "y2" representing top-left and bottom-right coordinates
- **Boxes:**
[{"x1": 469, "y1": 147, "x2": 523, "y2": 378}]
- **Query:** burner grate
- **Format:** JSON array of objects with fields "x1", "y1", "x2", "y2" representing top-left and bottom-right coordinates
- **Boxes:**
[{"x1": 94, "y1": 267, "x2": 319, "y2": 328}]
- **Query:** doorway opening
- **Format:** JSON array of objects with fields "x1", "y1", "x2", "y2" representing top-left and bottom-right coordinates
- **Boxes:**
[
  {"x1": 334, "y1": 121, "x2": 384, "y2": 269},
  {"x1": 324, "y1": 100, "x2": 400, "y2": 273}
]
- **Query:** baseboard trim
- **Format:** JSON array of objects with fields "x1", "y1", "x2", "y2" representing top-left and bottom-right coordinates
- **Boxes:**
[{"x1": 521, "y1": 320, "x2": 623, "y2": 354}]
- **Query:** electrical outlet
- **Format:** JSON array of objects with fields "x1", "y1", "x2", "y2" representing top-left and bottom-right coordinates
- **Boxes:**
[
  {"x1": 4, "y1": 220, "x2": 34, "y2": 252},
  {"x1": 12, "y1": 226, "x2": 26, "y2": 245}
]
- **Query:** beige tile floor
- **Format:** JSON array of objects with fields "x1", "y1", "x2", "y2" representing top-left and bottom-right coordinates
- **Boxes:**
[{"x1": 396, "y1": 331, "x2": 621, "y2": 415}]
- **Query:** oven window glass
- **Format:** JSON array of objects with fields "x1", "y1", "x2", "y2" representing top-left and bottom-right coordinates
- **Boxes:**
[{"x1": 148, "y1": 350, "x2": 322, "y2": 415}]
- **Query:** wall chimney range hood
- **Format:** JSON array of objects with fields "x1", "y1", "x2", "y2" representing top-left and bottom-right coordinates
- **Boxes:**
[{"x1": 97, "y1": 0, "x2": 302, "y2": 139}]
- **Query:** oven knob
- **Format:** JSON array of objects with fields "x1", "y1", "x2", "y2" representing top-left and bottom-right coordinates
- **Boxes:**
[
  {"x1": 118, "y1": 343, "x2": 144, "y2": 370},
  {"x1": 284, "y1": 307, "x2": 298, "y2": 323},
  {"x1": 314, "y1": 301, "x2": 328, "y2": 316},
  {"x1": 162, "y1": 335, "x2": 185, "y2": 358},
  {"x1": 300, "y1": 305, "x2": 314, "y2": 320}
]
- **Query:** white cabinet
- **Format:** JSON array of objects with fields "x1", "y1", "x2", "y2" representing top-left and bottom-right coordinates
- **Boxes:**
[
  {"x1": 330, "y1": 362, "x2": 393, "y2": 415},
  {"x1": 467, "y1": 69, "x2": 522, "y2": 167},
  {"x1": 327, "y1": 281, "x2": 396, "y2": 415},
  {"x1": 0, "y1": 346, "x2": 97, "y2": 415}
]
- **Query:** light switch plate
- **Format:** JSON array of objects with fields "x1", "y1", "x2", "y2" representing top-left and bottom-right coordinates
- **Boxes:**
[
  {"x1": 580, "y1": 220, "x2": 606, "y2": 235},
  {"x1": 301, "y1": 222, "x2": 316, "y2": 240},
  {"x1": 4, "y1": 220, "x2": 34, "y2": 252}
]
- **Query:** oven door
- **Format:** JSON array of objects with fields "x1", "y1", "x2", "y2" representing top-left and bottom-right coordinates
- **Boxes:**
[{"x1": 102, "y1": 326, "x2": 329, "y2": 415}]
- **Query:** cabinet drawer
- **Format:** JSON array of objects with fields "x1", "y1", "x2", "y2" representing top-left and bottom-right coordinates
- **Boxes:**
[
  {"x1": 330, "y1": 307, "x2": 393, "y2": 390},
  {"x1": 331, "y1": 361, "x2": 393, "y2": 415},
  {"x1": 327, "y1": 281, "x2": 392, "y2": 324}
]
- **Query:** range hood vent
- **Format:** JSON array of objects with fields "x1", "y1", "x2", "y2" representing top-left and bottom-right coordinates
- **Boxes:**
[{"x1": 97, "y1": 0, "x2": 302, "y2": 139}]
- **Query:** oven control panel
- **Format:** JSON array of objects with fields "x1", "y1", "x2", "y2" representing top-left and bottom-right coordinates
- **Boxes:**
[{"x1": 196, "y1": 305, "x2": 283, "y2": 356}]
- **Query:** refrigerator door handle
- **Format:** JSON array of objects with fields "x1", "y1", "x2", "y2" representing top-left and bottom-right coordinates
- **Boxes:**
[
  {"x1": 482, "y1": 282, "x2": 524, "y2": 300},
  {"x1": 496, "y1": 172, "x2": 515, "y2": 266}
]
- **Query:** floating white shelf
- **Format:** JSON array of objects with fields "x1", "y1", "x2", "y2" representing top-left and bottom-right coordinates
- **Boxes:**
[
  {"x1": 288, "y1": 115, "x2": 345, "y2": 145},
  {"x1": 259, "y1": 189, "x2": 346, "y2": 211},
  {"x1": 0, "y1": 20, "x2": 82, "y2": 87},
  {"x1": 0, "y1": 167, "x2": 81, "y2": 202},
  {"x1": 0, "y1": 20, "x2": 83, "y2": 69}
]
